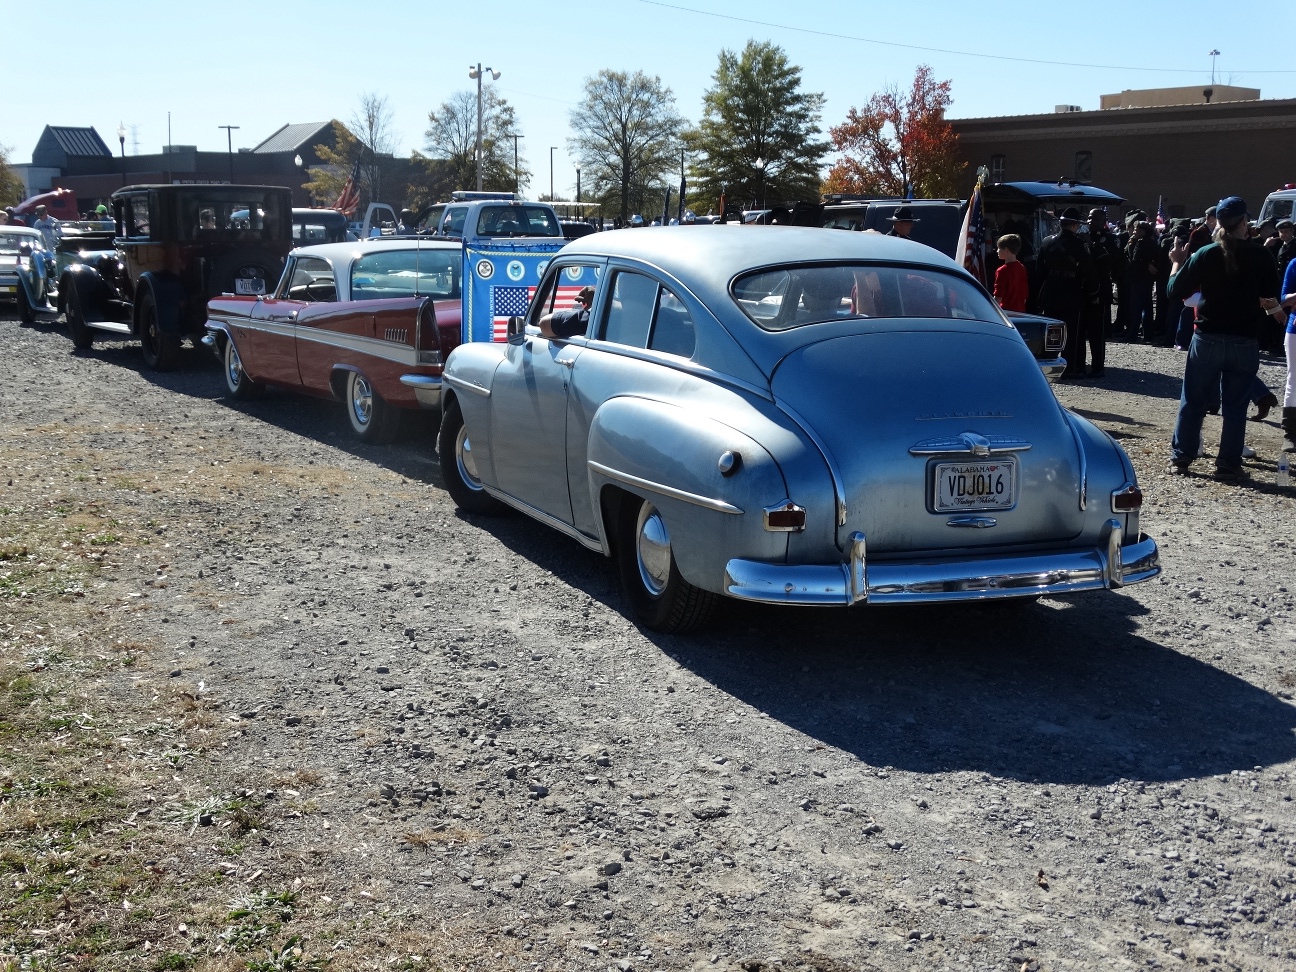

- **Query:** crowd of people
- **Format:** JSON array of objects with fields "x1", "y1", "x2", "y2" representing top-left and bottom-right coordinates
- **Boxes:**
[{"x1": 990, "y1": 197, "x2": 1295, "y2": 479}]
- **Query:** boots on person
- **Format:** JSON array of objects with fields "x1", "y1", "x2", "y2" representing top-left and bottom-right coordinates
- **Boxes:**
[{"x1": 1283, "y1": 407, "x2": 1296, "y2": 453}]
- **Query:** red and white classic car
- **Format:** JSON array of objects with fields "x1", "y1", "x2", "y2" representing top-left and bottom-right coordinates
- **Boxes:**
[{"x1": 204, "y1": 239, "x2": 462, "y2": 441}]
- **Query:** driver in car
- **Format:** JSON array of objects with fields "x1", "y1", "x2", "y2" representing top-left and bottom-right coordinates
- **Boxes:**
[{"x1": 539, "y1": 286, "x2": 595, "y2": 338}]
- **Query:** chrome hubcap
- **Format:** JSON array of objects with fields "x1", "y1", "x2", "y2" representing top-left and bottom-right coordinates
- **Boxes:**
[
  {"x1": 455, "y1": 424, "x2": 484, "y2": 491},
  {"x1": 635, "y1": 503, "x2": 671, "y2": 597},
  {"x1": 227, "y1": 343, "x2": 244, "y2": 386},
  {"x1": 351, "y1": 375, "x2": 373, "y2": 426}
]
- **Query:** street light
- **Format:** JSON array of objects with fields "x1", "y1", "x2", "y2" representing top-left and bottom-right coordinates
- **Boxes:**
[
  {"x1": 754, "y1": 157, "x2": 767, "y2": 211},
  {"x1": 117, "y1": 122, "x2": 127, "y2": 187},
  {"x1": 469, "y1": 63, "x2": 500, "y2": 192},
  {"x1": 549, "y1": 146, "x2": 557, "y2": 203},
  {"x1": 219, "y1": 125, "x2": 240, "y2": 183}
]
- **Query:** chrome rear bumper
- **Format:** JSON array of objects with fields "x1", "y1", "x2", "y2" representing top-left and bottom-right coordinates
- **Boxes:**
[
  {"x1": 399, "y1": 374, "x2": 443, "y2": 409},
  {"x1": 723, "y1": 530, "x2": 1159, "y2": 606}
]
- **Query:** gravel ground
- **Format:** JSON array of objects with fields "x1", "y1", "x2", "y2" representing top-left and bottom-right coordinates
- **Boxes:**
[{"x1": 2, "y1": 308, "x2": 1296, "y2": 972}]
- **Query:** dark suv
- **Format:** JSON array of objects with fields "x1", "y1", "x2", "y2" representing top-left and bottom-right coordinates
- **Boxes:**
[{"x1": 62, "y1": 184, "x2": 293, "y2": 369}]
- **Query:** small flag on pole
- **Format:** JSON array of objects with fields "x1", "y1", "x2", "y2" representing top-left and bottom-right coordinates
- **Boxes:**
[
  {"x1": 954, "y1": 174, "x2": 988, "y2": 286},
  {"x1": 333, "y1": 158, "x2": 363, "y2": 217},
  {"x1": 1155, "y1": 195, "x2": 1167, "y2": 234}
]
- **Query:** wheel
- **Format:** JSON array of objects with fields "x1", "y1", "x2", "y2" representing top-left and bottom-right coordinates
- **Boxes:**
[
  {"x1": 437, "y1": 398, "x2": 502, "y2": 514},
  {"x1": 617, "y1": 497, "x2": 717, "y2": 633},
  {"x1": 16, "y1": 286, "x2": 33, "y2": 325},
  {"x1": 138, "y1": 290, "x2": 181, "y2": 371},
  {"x1": 223, "y1": 335, "x2": 263, "y2": 400},
  {"x1": 66, "y1": 286, "x2": 95, "y2": 350},
  {"x1": 345, "y1": 369, "x2": 401, "y2": 442}
]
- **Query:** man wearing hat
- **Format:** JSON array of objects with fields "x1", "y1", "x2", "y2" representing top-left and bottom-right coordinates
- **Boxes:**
[
  {"x1": 1167, "y1": 196, "x2": 1283, "y2": 478},
  {"x1": 887, "y1": 206, "x2": 918, "y2": 241},
  {"x1": 1037, "y1": 207, "x2": 1096, "y2": 378},
  {"x1": 1271, "y1": 218, "x2": 1296, "y2": 280},
  {"x1": 1083, "y1": 208, "x2": 1121, "y2": 376}
]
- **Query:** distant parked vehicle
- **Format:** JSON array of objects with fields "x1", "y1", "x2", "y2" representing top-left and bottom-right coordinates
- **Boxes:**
[
  {"x1": 60, "y1": 184, "x2": 294, "y2": 369},
  {"x1": 292, "y1": 208, "x2": 350, "y2": 245},
  {"x1": 821, "y1": 196, "x2": 964, "y2": 257},
  {"x1": 0, "y1": 227, "x2": 59, "y2": 323}
]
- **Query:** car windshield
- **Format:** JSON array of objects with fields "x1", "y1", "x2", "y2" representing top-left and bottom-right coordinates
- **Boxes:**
[
  {"x1": 732, "y1": 263, "x2": 1002, "y2": 330},
  {"x1": 350, "y1": 248, "x2": 462, "y2": 301},
  {"x1": 475, "y1": 205, "x2": 560, "y2": 238},
  {"x1": 0, "y1": 231, "x2": 35, "y2": 254}
]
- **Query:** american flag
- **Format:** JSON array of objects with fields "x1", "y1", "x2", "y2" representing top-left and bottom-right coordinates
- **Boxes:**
[
  {"x1": 333, "y1": 158, "x2": 362, "y2": 217},
  {"x1": 954, "y1": 182, "x2": 987, "y2": 286},
  {"x1": 1155, "y1": 195, "x2": 1167, "y2": 234},
  {"x1": 491, "y1": 285, "x2": 586, "y2": 341}
]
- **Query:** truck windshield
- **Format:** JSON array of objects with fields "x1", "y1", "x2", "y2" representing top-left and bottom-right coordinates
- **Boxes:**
[{"x1": 475, "y1": 205, "x2": 560, "y2": 238}]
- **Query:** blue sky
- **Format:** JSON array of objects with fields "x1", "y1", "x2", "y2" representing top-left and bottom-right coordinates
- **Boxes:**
[{"x1": 9, "y1": 0, "x2": 1292, "y2": 198}]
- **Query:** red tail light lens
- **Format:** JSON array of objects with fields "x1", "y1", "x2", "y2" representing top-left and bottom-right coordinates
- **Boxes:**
[
  {"x1": 763, "y1": 500, "x2": 806, "y2": 532},
  {"x1": 1110, "y1": 484, "x2": 1143, "y2": 512},
  {"x1": 416, "y1": 300, "x2": 441, "y2": 365}
]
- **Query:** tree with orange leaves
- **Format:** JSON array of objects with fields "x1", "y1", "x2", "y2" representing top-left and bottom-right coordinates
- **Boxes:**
[{"x1": 824, "y1": 65, "x2": 965, "y2": 200}]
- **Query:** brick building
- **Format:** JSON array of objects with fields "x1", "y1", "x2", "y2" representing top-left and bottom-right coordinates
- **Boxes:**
[{"x1": 950, "y1": 88, "x2": 1296, "y2": 219}]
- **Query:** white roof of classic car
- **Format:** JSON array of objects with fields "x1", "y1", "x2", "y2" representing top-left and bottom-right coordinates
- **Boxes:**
[
  {"x1": 287, "y1": 236, "x2": 460, "y2": 269},
  {"x1": 0, "y1": 227, "x2": 43, "y2": 242}
]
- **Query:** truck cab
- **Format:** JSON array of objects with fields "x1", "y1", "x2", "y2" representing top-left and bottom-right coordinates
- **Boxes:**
[{"x1": 428, "y1": 192, "x2": 563, "y2": 244}]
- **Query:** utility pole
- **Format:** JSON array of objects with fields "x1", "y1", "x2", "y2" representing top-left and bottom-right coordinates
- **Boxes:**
[
  {"x1": 469, "y1": 63, "x2": 500, "y2": 192},
  {"x1": 549, "y1": 146, "x2": 557, "y2": 202},
  {"x1": 504, "y1": 133, "x2": 522, "y2": 194},
  {"x1": 218, "y1": 125, "x2": 239, "y2": 183}
]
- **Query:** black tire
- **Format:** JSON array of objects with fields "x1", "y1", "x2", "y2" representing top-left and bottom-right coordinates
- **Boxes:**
[
  {"x1": 223, "y1": 335, "x2": 263, "y2": 400},
  {"x1": 210, "y1": 250, "x2": 279, "y2": 299},
  {"x1": 345, "y1": 369, "x2": 401, "y2": 442},
  {"x1": 138, "y1": 290, "x2": 181, "y2": 371},
  {"x1": 616, "y1": 496, "x2": 717, "y2": 633},
  {"x1": 16, "y1": 286, "x2": 33, "y2": 325},
  {"x1": 437, "y1": 398, "x2": 502, "y2": 514},
  {"x1": 66, "y1": 286, "x2": 95, "y2": 350}
]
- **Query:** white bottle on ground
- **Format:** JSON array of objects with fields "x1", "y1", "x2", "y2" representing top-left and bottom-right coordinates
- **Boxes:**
[{"x1": 1279, "y1": 453, "x2": 1291, "y2": 487}]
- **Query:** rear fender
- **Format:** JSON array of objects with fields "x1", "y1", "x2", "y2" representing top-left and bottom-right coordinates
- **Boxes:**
[
  {"x1": 135, "y1": 272, "x2": 186, "y2": 336},
  {"x1": 585, "y1": 396, "x2": 789, "y2": 593},
  {"x1": 1065, "y1": 409, "x2": 1140, "y2": 542},
  {"x1": 64, "y1": 265, "x2": 108, "y2": 322}
]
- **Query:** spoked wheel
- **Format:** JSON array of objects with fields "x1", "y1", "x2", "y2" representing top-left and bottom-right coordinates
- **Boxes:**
[
  {"x1": 223, "y1": 336, "x2": 263, "y2": 400},
  {"x1": 345, "y1": 369, "x2": 401, "y2": 442},
  {"x1": 437, "y1": 398, "x2": 501, "y2": 514},
  {"x1": 138, "y1": 291, "x2": 180, "y2": 370},
  {"x1": 66, "y1": 287, "x2": 95, "y2": 350},
  {"x1": 617, "y1": 497, "x2": 717, "y2": 633}
]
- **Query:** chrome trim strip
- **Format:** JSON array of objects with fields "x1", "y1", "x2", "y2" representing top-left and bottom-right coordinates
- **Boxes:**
[
  {"x1": 771, "y1": 398, "x2": 849, "y2": 527},
  {"x1": 722, "y1": 535, "x2": 1160, "y2": 606},
  {"x1": 207, "y1": 312, "x2": 421, "y2": 367},
  {"x1": 444, "y1": 374, "x2": 491, "y2": 398},
  {"x1": 909, "y1": 433, "x2": 1033, "y2": 456},
  {"x1": 587, "y1": 460, "x2": 743, "y2": 515},
  {"x1": 947, "y1": 516, "x2": 998, "y2": 528},
  {"x1": 87, "y1": 320, "x2": 133, "y2": 335},
  {"x1": 483, "y1": 486, "x2": 607, "y2": 554},
  {"x1": 400, "y1": 374, "x2": 443, "y2": 409},
  {"x1": 1104, "y1": 518, "x2": 1123, "y2": 588},
  {"x1": 847, "y1": 531, "x2": 867, "y2": 605},
  {"x1": 1065, "y1": 413, "x2": 1088, "y2": 511},
  {"x1": 399, "y1": 374, "x2": 442, "y2": 388}
]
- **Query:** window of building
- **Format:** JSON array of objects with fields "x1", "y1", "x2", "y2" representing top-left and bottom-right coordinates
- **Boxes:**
[
  {"x1": 1074, "y1": 150, "x2": 1093, "y2": 182},
  {"x1": 990, "y1": 155, "x2": 1006, "y2": 182}
]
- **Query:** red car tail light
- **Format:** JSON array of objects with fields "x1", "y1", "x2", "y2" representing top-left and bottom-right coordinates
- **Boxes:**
[
  {"x1": 416, "y1": 299, "x2": 442, "y2": 365},
  {"x1": 1110, "y1": 484, "x2": 1143, "y2": 513},
  {"x1": 763, "y1": 500, "x2": 806, "y2": 532}
]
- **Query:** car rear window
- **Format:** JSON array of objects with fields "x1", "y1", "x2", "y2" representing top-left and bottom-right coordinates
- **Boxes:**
[
  {"x1": 350, "y1": 248, "x2": 462, "y2": 301},
  {"x1": 177, "y1": 190, "x2": 288, "y2": 243},
  {"x1": 475, "y1": 205, "x2": 561, "y2": 238},
  {"x1": 732, "y1": 263, "x2": 1003, "y2": 331}
]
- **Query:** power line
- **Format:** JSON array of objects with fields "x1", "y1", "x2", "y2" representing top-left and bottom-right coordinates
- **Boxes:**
[{"x1": 635, "y1": 0, "x2": 1296, "y2": 75}]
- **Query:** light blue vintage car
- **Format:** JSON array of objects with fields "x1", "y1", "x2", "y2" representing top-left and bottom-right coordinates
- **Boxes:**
[
  {"x1": 0, "y1": 226, "x2": 58, "y2": 324},
  {"x1": 437, "y1": 226, "x2": 1159, "y2": 632}
]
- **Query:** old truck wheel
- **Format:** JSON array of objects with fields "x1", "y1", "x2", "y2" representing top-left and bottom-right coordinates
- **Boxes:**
[
  {"x1": 437, "y1": 398, "x2": 501, "y2": 514},
  {"x1": 345, "y1": 369, "x2": 401, "y2": 443},
  {"x1": 138, "y1": 291, "x2": 180, "y2": 371},
  {"x1": 223, "y1": 336, "x2": 263, "y2": 400},
  {"x1": 66, "y1": 287, "x2": 95, "y2": 350},
  {"x1": 617, "y1": 497, "x2": 716, "y2": 633},
  {"x1": 16, "y1": 286, "x2": 33, "y2": 325}
]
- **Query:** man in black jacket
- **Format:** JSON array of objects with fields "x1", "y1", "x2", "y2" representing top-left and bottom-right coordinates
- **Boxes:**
[{"x1": 1038, "y1": 208, "x2": 1096, "y2": 379}]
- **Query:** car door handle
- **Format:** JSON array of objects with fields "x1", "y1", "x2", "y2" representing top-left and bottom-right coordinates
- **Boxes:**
[{"x1": 557, "y1": 358, "x2": 574, "y2": 369}]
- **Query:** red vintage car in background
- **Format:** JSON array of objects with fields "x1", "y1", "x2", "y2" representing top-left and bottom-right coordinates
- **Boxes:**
[{"x1": 203, "y1": 239, "x2": 462, "y2": 441}]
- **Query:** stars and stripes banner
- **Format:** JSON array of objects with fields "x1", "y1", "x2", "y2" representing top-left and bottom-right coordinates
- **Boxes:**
[
  {"x1": 954, "y1": 180, "x2": 987, "y2": 286},
  {"x1": 333, "y1": 158, "x2": 362, "y2": 218},
  {"x1": 490, "y1": 285, "x2": 588, "y2": 341},
  {"x1": 1155, "y1": 195, "x2": 1167, "y2": 234},
  {"x1": 463, "y1": 240, "x2": 571, "y2": 344}
]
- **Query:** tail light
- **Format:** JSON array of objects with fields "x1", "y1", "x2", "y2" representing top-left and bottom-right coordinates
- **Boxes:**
[
  {"x1": 1110, "y1": 484, "x2": 1143, "y2": 513},
  {"x1": 415, "y1": 299, "x2": 441, "y2": 365},
  {"x1": 763, "y1": 500, "x2": 806, "y2": 532},
  {"x1": 1045, "y1": 323, "x2": 1065, "y2": 352}
]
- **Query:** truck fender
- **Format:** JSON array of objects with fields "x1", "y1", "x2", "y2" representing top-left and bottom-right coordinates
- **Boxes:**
[
  {"x1": 585, "y1": 396, "x2": 789, "y2": 592},
  {"x1": 63, "y1": 265, "x2": 108, "y2": 322},
  {"x1": 135, "y1": 272, "x2": 186, "y2": 336}
]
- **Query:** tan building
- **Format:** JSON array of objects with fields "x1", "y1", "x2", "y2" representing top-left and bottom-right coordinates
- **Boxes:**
[
  {"x1": 951, "y1": 90, "x2": 1296, "y2": 219},
  {"x1": 1099, "y1": 84, "x2": 1260, "y2": 109}
]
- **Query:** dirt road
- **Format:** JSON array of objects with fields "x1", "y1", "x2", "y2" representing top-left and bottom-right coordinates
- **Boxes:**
[{"x1": 2, "y1": 310, "x2": 1295, "y2": 971}]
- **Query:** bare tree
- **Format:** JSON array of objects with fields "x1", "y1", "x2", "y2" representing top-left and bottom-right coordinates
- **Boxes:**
[
  {"x1": 425, "y1": 89, "x2": 528, "y2": 193},
  {"x1": 568, "y1": 70, "x2": 685, "y2": 223},
  {"x1": 351, "y1": 93, "x2": 398, "y2": 204}
]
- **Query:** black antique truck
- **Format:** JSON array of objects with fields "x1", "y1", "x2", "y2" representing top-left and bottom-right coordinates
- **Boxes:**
[{"x1": 61, "y1": 184, "x2": 293, "y2": 369}]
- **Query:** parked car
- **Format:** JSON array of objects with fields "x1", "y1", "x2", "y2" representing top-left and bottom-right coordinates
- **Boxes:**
[
  {"x1": 203, "y1": 239, "x2": 463, "y2": 442},
  {"x1": 821, "y1": 197, "x2": 964, "y2": 257},
  {"x1": 437, "y1": 226, "x2": 1159, "y2": 632},
  {"x1": 1003, "y1": 310, "x2": 1066, "y2": 380},
  {"x1": 1258, "y1": 185, "x2": 1296, "y2": 224},
  {"x1": 430, "y1": 195, "x2": 563, "y2": 242},
  {"x1": 0, "y1": 226, "x2": 59, "y2": 323},
  {"x1": 292, "y1": 208, "x2": 350, "y2": 245},
  {"x1": 61, "y1": 184, "x2": 294, "y2": 369}
]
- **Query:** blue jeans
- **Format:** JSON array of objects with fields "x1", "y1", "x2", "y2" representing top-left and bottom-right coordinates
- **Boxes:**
[
  {"x1": 1130, "y1": 281, "x2": 1155, "y2": 339},
  {"x1": 1171, "y1": 332, "x2": 1260, "y2": 470}
]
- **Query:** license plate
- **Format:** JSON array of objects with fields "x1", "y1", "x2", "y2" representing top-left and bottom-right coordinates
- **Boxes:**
[
  {"x1": 934, "y1": 459, "x2": 1015, "y2": 512},
  {"x1": 234, "y1": 277, "x2": 265, "y2": 295}
]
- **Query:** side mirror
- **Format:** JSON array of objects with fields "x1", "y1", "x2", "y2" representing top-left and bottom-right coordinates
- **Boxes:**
[{"x1": 507, "y1": 315, "x2": 526, "y2": 344}]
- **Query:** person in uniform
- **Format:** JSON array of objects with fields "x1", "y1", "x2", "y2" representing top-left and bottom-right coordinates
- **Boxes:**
[
  {"x1": 1083, "y1": 208, "x2": 1121, "y2": 377},
  {"x1": 887, "y1": 206, "x2": 918, "y2": 240},
  {"x1": 1037, "y1": 207, "x2": 1096, "y2": 379}
]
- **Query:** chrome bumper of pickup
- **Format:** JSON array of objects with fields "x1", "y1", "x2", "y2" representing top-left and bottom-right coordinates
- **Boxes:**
[
  {"x1": 399, "y1": 374, "x2": 443, "y2": 409},
  {"x1": 723, "y1": 528, "x2": 1160, "y2": 606}
]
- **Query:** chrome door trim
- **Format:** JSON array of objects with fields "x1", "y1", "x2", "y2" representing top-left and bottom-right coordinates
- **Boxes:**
[
  {"x1": 444, "y1": 374, "x2": 492, "y2": 398},
  {"x1": 908, "y1": 433, "x2": 1033, "y2": 456},
  {"x1": 587, "y1": 460, "x2": 744, "y2": 515},
  {"x1": 484, "y1": 485, "x2": 606, "y2": 554}
]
